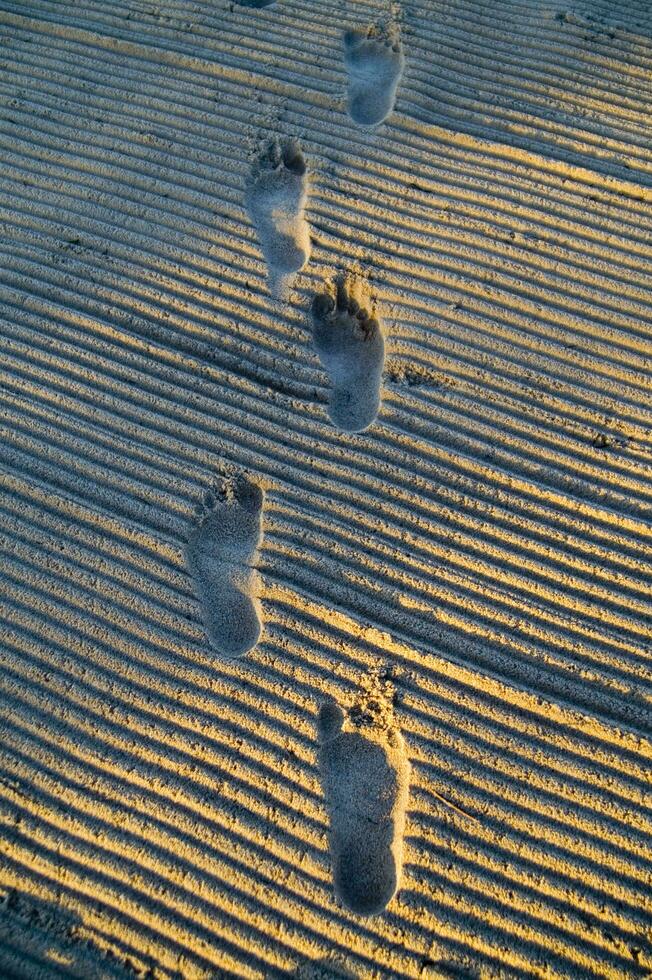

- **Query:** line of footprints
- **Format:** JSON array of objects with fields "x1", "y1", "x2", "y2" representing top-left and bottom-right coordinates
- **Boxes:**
[{"x1": 186, "y1": 21, "x2": 409, "y2": 916}]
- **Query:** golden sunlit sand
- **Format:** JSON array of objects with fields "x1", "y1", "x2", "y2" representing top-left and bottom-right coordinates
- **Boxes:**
[{"x1": 0, "y1": 0, "x2": 650, "y2": 977}]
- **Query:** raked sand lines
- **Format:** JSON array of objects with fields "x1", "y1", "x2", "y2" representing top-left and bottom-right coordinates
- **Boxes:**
[
  {"x1": 6, "y1": 0, "x2": 649, "y2": 184},
  {"x1": 0, "y1": 2, "x2": 651, "y2": 978}
]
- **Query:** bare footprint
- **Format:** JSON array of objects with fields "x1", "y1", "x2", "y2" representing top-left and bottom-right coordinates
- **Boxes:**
[
  {"x1": 311, "y1": 275, "x2": 385, "y2": 432},
  {"x1": 317, "y1": 697, "x2": 410, "y2": 916},
  {"x1": 244, "y1": 138, "x2": 311, "y2": 296},
  {"x1": 185, "y1": 475, "x2": 263, "y2": 659},
  {"x1": 343, "y1": 27, "x2": 404, "y2": 126}
]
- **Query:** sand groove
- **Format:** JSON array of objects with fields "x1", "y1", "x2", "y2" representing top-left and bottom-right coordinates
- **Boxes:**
[{"x1": 0, "y1": 0, "x2": 651, "y2": 977}]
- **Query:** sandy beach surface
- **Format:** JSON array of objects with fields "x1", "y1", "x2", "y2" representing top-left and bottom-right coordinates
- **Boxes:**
[{"x1": 0, "y1": 0, "x2": 651, "y2": 977}]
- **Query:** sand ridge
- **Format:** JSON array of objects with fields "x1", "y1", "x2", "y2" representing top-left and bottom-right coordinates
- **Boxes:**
[{"x1": 0, "y1": 0, "x2": 651, "y2": 976}]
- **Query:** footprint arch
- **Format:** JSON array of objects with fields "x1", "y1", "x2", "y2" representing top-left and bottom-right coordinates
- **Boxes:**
[
  {"x1": 245, "y1": 138, "x2": 311, "y2": 296},
  {"x1": 185, "y1": 475, "x2": 264, "y2": 659},
  {"x1": 343, "y1": 27, "x2": 404, "y2": 126},
  {"x1": 311, "y1": 276, "x2": 385, "y2": 433},
  {"x1": 317, "y1": 698, "x2": 410, "y2": 916}
]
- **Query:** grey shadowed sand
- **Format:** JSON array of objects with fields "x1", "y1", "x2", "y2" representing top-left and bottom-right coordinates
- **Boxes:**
[
  {"x1": 245, "y1": 138, "x2": 311, "y2": 296},
  {"x1": 343, "y1": 28, "x2": 404, "y2": 126},
  {"x1": 185, "y1": 475, "x2": 264, "y2": 658},
  {"x1": 311, "y1": 277, "x2": 385, "y2": 432},
  {"x1": 317, "y1": 699, "x2": 410, "y2": 916}
]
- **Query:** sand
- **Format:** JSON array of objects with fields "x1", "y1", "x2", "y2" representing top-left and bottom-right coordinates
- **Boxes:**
[{"x1": 0, "y1": 0, "x2": 650, "y2": 977}]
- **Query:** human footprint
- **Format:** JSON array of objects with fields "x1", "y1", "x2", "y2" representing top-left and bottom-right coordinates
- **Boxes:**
[
  {"x1": 343, "y1": 27, "x2": 404, "y2": 126},
  {"x1": 244, "y1": 138, "x2": 311, "y2": 296},
  {"x1": 311, "y1": 275, "x2": 385, "y2": 433},
  {"x1": 185, "y1": 475, "x2": 264, "y2": 658},
  {"x1": 317, "y1": 697, "x2": 410, "y2": 916}
]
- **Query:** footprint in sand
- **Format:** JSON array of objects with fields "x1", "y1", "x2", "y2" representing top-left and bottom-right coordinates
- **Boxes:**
[
  {"x1": 185, "y1": 475, "x2": 264, "y2": 659},
  {"x1": 311, "y1": 275, "x2": 385, "y2": 433},
  {"x1": 317, "y1": 697, "x2": 410, "y2": 916},
  {"x1": 245, "y1": 138, "x2": 311, "y2": 296},
  {"x1": 343, "y1": 27, "x2": 404, "y2": 126}
]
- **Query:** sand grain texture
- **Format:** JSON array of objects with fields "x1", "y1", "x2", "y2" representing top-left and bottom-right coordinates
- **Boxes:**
[{"x1": 0, "y1": 0, "x2": 651, "y2": 977}]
